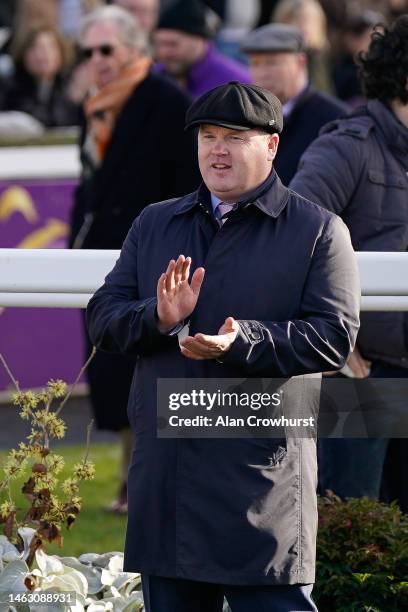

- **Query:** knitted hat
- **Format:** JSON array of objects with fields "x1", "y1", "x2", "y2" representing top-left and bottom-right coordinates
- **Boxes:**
[{"x1": 157, "y1": 0, "x2": 218, "y2": 39}]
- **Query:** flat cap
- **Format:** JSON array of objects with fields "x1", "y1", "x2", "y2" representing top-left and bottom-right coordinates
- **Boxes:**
[
  {"x1": 241, "y1": 23, "x2": 304, "y2": 54},
  {"x1": 185, "y1": 81, "x2": 283, "y2": 134}
]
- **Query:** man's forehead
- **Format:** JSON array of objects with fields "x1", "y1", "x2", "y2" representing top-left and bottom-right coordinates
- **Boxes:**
[
  {"x1": 199, "y1": 124, "x2": 263, "y2": 136},
  {"x1": 154, "y1": 28, "x2": 193, "y2": 43},
  {"x1": 249, "y1": 51, "x2": 300, "y2": 62},
  {"x1": 121, "y1": 0, "x2": 157, "y2": 7}
]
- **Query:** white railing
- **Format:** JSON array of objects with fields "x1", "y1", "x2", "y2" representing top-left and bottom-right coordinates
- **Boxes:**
[
  {"x1": 0, "y1": 145, "x2": 79, "y2": 180},
  {"x1": 0, "y1": 249, "x2": 408, "y2": 311}
]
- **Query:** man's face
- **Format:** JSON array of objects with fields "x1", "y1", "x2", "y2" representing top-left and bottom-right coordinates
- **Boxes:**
[
  {"x1": 249, "y1": 52, "x2": 307, "y2": 104},
  {"x1": 198, "y1": 124, "x2": 279, "y2": 203},
  {"x1": 153, "y1": 29, "x2": 206, "y2": 76},
  {"x1": 81, "y1": 20, "x2": 137, "y2": 88},
  {"x1": 115, "y1": 0, "x2": 159, "y2": 34}
]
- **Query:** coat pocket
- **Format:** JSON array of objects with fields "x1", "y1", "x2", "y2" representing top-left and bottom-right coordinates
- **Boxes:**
[
  {"x1": 246, "y1": 439, "x2": 288, "y2": 470},
  {"x1": 368, "y1": 170, "x2": 407, "y2": 189}
]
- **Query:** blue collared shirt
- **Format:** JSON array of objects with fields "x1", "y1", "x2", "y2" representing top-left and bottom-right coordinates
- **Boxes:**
[{"x1": 210, "y1": 193, "x2": 223, "y2": 213}]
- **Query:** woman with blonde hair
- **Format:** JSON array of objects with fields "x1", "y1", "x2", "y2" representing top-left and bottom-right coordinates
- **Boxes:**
[{"x1": 273, "y1": 0, "x2": 334, "y2": 93}]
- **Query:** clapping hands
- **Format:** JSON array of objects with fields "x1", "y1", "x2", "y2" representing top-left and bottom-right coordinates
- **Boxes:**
[{"x1": 156, "y1": 255, "x2": 238, "y2": 360}]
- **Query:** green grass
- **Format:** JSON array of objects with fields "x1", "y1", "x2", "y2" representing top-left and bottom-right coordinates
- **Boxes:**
[{"x1": 0, "y1": 443, "x2": 127, "y2": 558}]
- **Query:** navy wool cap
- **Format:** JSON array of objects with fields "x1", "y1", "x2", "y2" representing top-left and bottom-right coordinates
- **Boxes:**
[
  {"x1": 157, "y1": 0, "x2": 218, "y2": 39},
  {"x1": 241, "y1": 24, "x2": 305, "y2": 54},
  {"x1": 185, "y1": 81, "x2": 283, "y2": 134}
]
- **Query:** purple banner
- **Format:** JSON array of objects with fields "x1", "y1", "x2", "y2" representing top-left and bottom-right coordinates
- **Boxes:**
[{"x1": 0, "y1": 178, "x2": 86, "y2": 392}]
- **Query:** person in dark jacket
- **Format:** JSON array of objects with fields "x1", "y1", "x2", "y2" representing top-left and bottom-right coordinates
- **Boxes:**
[
  {"x1": 290, "y1": 15, "x2": 408, "y2": 511},
  {"x1": 241, "y1": 23, "x2": 347, "y2": 185},
  {"x1": 69, "y1": 5, "x2": 201, "y2": 512},
  {"x1": 2, "y1": 25, "x2": 79, "y2": 127},
  {"x1": 86, "y1": 81, "x2": 360, "y2": 611}
]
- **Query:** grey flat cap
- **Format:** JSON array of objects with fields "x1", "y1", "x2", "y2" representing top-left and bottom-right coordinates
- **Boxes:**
[{"x1": 241, "y1": 24, "x2": 304, "y2": 54}]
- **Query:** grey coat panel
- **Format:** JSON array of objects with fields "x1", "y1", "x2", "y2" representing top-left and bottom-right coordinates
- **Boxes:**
[
  {"x1": 86, "y1": 172, "x2": 360, "y2": 584},
  {"x1": 290, "y1": 100, "x2": 408, "y2": 367}
]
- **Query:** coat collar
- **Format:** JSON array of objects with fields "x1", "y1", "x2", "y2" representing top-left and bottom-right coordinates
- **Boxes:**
[
  {"x1": 367, "y1": 99, "x2": 408, "y2": 158},
  {"x1": 173, "y1": 169, "x2": 290, "y2": 219},
  {"x1": 283, "y1": 83, "x2": 314, "y2": 121}
]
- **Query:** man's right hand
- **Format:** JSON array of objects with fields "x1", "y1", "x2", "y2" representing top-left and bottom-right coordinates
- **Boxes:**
[
  {"x1": 347, "y1": 346, "x2": 371, "y2": 378},
  {"x1": 157, "y1": 255, "x2": 205, "y2": 333}
]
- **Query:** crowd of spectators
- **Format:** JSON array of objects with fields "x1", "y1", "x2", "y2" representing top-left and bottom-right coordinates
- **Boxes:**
[
  {"x1": 0, "y1": 0, "x2": 406, "y2": 129},
  {"x1": 0, "y1": 1, "x2": 407, "y2": 514}
]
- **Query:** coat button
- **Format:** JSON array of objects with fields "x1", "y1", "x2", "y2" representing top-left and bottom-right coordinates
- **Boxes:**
[{"x1": 251, "y1": 332, "x2": 261, "y2": 341}]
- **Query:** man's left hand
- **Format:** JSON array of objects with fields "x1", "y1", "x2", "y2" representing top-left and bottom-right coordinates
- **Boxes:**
[{"x1": 180, "y1": 317, "x2": 239, "y2": 360}]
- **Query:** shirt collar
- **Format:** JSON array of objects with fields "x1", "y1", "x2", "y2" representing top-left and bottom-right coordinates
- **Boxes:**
[
  {"x1": 210, "y1": 193, "x2": 238, "y2": 213},
  {"x1": 283, "y1": 83, "x2": 310, "y2": 118},
  {"x1": 174, "y1": 169, "x2": 289, "y2": 219},
  {"x1": 210, "y1": 193, "x2": 223, "y2": 213}
]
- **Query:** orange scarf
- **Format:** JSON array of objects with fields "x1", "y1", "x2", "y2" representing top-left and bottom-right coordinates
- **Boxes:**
[{"x1": 84, "y1": 56, "x2": 152, "y2": 164}]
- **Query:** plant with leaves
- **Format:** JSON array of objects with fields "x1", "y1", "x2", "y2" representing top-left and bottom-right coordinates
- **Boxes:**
[
  {"x1": 315, "y1": 492, "x2": 408, "y2": 612},
  {"x1": 0, "y1": 351, "x2": 96, "y2": 567}
]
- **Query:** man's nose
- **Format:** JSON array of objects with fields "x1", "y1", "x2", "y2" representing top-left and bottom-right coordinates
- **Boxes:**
[
  {"x1": 89, "y1": 50, "x2": 108, "y2": 65},
  {"x1": 87, "y1": 54, "x2": 100, "y2": 68},
  {"x1": 211, "y1": 140, "x2": 228, "y2": 155}
]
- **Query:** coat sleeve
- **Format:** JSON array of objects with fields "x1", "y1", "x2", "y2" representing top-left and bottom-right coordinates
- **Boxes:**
[
  {"x1": 289, "y1": 132, "x2": 363, "y2": 215},
  {"x1": 86, "y1": 215, "x2": 173, "y2": 356},
  {"x1": 221, "y1": 216, "x2": 360, "y2": 376}
]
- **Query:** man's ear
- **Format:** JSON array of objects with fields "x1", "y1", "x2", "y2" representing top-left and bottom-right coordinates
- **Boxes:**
[
  {"x1": 297, "y1": 52, "x2": 308, "y2": 70},
  {"x1": 267, "y1": 133, "x2": 280, "y2": 161}
]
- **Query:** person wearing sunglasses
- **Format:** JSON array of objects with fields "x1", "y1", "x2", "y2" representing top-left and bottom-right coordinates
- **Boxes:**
[{"x1": 69, "y1": 4, "x2": 201, "y2": 514}]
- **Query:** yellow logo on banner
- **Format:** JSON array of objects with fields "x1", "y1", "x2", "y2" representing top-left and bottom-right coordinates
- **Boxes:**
[
  {"x1": 0, "y1": 187, "x2": 39, "y2": 223},
  {"x1": 0, "y1": 187, "x2": 69, "y2": 248},
  {"x1": 17, "y1": 219, "x2": 68, "y2": 249}
]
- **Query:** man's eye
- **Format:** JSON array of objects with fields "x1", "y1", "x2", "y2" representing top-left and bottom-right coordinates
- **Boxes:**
[{"x1": 231, "y1": 136, "x2": 243, "y2": 142}]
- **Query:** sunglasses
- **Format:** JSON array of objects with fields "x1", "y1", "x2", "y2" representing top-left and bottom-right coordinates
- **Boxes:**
[{"x1": 80, "y1": 44, "x2": 115, "y2": 60}]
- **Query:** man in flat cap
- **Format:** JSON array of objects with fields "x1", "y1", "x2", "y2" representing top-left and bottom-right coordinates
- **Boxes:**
[
  {"x1": 153, "y1": 0, "x2": 250, "y2": 98},
  {"x1": 87, "y1": 81, "x2": 360, "y2": 611},
  {"x1": 241, "y1": 23, "x2": 347, "y2": 184}
]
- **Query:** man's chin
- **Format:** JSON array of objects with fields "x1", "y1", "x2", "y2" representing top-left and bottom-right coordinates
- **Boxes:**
[
  {"x1": 207, "y1": 184, "x2": 237, "y2": 201},
  {"x1": 206, "y1": 182, "x2": 231, "y2": 194},
  {"x1": 163, "y1": 63, "x2": 188, "y2": 77}
]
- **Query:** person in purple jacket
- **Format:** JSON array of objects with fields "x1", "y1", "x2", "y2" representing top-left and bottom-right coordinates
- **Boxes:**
[{"x1": 153, "y1": 0, "x2": 251, "y2": 98}]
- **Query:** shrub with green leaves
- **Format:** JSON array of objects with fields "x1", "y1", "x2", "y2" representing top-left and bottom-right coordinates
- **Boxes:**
[
  {"x1": 315, "y1": 493, "x2": 408, "y2": 612},
  {"x1": 0, "y1": 353, "x2": 95, "y2": 567}
]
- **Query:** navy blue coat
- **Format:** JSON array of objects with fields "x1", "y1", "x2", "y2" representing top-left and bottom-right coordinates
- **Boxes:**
[
  {"x1": 87, "y1": 172, "x2": 360, "y2": 585},
  {"x1": 274, "y1": 86, "x2": 348, "y2": 186}
]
